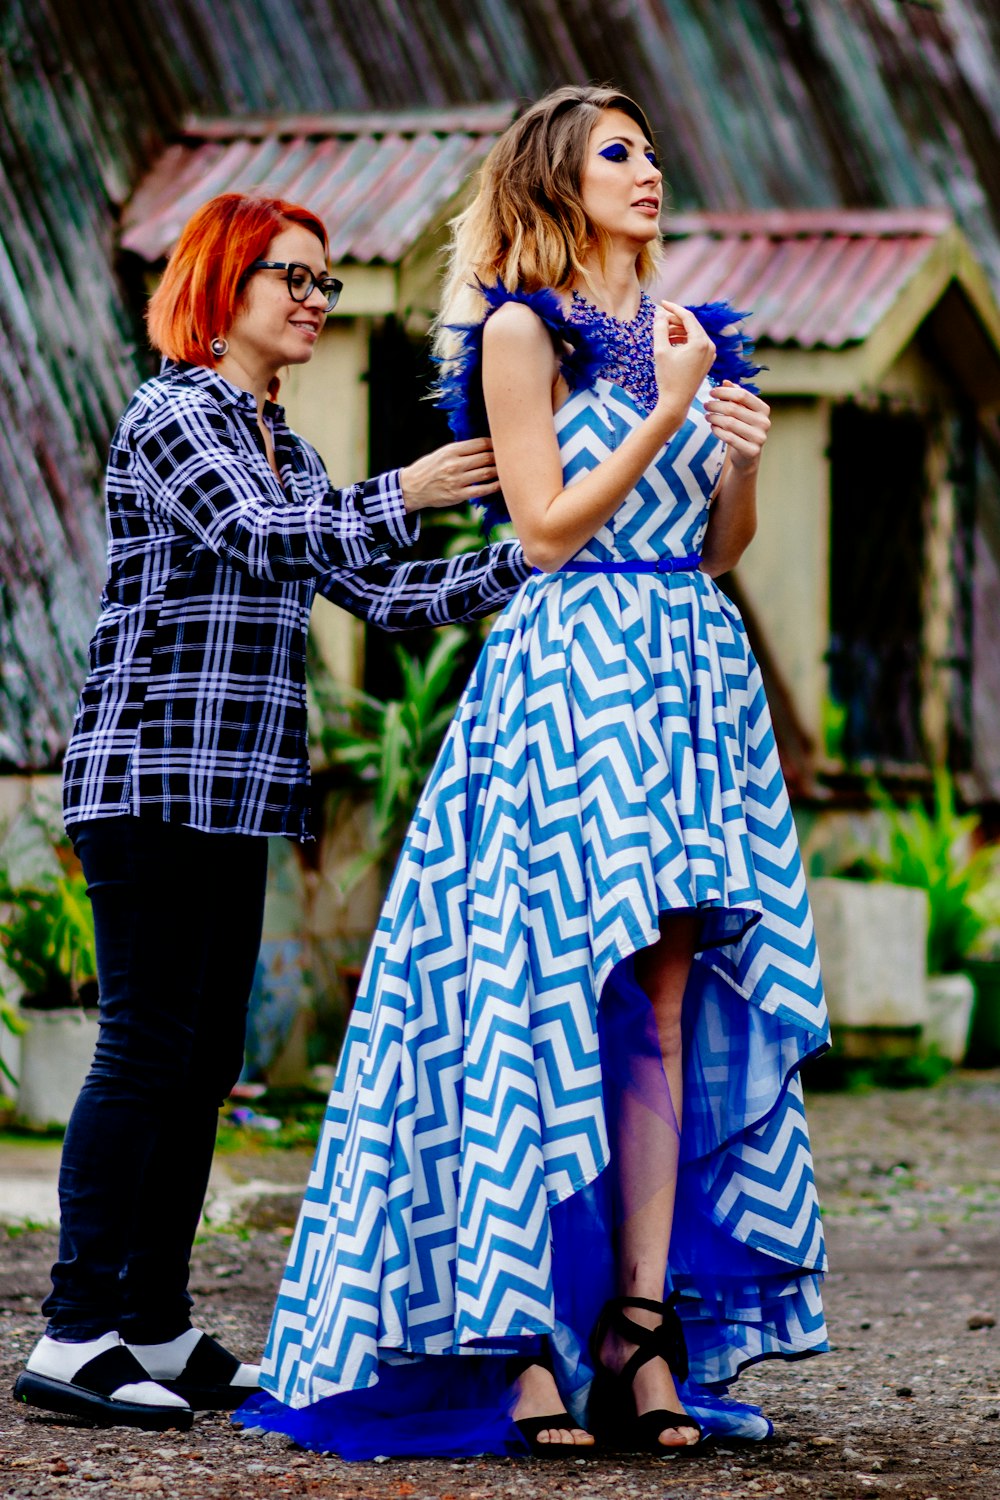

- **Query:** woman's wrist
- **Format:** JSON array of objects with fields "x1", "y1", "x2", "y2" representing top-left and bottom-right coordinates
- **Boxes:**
[
  {"x1": 650, "y1": 396, "x2": 688, "y2": 439},
  {"x1": 399, "y1": 464, "x2": 420, "y2": 512}
]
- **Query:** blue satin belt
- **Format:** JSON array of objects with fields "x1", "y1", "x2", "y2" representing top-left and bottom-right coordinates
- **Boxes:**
[{"x1": 559, "y1": 553, "x2": 702, "y2": 574}]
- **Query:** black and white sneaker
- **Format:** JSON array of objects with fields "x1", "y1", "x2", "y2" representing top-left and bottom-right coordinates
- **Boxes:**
[
  {"x1": 127, "y1": 1329, "x2": 261, "y2": 1410},
  {"x1": 14, "y1": 1333, "x2": 193, "y2": 1430}
]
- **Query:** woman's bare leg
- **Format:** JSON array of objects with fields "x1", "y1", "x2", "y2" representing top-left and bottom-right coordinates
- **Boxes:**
[{"x1": 599, "y1": 913, "x2": 701, "y2": 1447}]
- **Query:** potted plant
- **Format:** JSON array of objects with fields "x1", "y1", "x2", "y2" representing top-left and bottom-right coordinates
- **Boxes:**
[
  {"x1": 0, "y1": 812, "x2": 99, "y2": 1128},
  {"x1": 865, "y1": 770, "x2": 999, "y2": 1063}
]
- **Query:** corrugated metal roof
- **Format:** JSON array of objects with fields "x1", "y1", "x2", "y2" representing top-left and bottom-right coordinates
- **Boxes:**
[
  {"x1": 652, "y1": 209, "x2": 956, "y2": 350},
  {"x1": 107, "y1": 0, "x2": 1000, "y2": 295},
  {"x1": 6, "y1": 0, "x2": 1000, "y2": 772},
  {"x1": 121, "y1": 107, "x2": 516, "y2": 266}
]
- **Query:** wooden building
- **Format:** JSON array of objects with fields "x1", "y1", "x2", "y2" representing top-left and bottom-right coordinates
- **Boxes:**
[
  {"x1": 4, "y1": 0, "x2": 1000, "y2": 804},
  {"x1": 4, "y1": 0, "x2": 1000, "y2": 1074},
  {"x1": 118, "y1": 106, "x2": 516, "y2": 686},
  {"x1": 653, "y1": 210, "x2": 1000, "y2": 804}
]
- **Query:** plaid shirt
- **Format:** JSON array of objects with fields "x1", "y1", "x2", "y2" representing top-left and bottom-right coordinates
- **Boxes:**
[{"x1": 62, "y1": 361, "x2": 528, "y2": 840}]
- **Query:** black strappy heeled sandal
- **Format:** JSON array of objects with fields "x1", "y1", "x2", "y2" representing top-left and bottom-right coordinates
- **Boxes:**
[
  {"x1": 508, "y1": 1350, "x2": 593, "y2": 1457},
  {"x1": 588, "y1": 1293, "x2": 704, "y2": 1454}
]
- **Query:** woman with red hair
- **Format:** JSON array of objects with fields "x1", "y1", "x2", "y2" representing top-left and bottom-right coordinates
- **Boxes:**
[{"x1": 14, "y1": 193, "x2": 528, "y2": 1430}]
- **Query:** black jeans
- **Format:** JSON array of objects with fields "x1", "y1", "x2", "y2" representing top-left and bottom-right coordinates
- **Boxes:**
[{"x1": 43, "y1": 816, "x2": 269, "y2": 1342}]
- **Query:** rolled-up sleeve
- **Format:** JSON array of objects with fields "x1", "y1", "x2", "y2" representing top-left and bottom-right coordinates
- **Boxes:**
[{"x1": 316, "y1": 539, "x2": 531, "y2": 631}]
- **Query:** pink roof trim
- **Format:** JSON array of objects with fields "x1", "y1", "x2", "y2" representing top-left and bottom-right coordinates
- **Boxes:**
[
  {"x1": 122, "y1": 108, "x2": 516, "y2": 267},
  {"x1": 654, "y1": 210, "x2": 956, "y2": 349}
]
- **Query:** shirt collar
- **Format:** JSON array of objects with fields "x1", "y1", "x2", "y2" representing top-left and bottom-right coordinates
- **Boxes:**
[{"x1": 161, "y1": 359, "x2": 287, "y2": 423}]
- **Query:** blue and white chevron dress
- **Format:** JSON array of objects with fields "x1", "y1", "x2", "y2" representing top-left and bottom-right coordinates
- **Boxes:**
[{"x1": 248, "y1": 288, "x2": 830, "y2": 1456}]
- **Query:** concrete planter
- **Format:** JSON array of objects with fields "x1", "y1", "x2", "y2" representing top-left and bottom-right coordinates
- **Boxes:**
[
  {"x1": 808, "y1": 877, "x2": 930, "y2": 1038},
  {"x1": 924, "y1": 972, "x2": 976, "y2": 1064},
  {"x1": 16, "y1": 1007, "x2": 99, "y2": 1129}
]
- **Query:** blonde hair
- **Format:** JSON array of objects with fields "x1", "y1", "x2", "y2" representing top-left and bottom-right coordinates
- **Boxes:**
[{"x1": 434, "y1": 85, "x2": 663, "y2": 365}]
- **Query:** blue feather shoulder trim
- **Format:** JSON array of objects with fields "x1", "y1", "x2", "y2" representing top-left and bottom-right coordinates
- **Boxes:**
[
  {"x1": 434, "y1": 280, "x2": 606, "y2": 530},
  {"x1": 688, "y1": 300, "x2": 762, "y2": 394},
  {"x1": 434, "y1": 283, "x2": 760, "y2": 531}
]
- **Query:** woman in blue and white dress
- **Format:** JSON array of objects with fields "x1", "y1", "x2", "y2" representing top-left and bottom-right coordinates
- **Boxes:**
[{"x1": 247, "y1": 84, "x2": 830, "y2": 1458}]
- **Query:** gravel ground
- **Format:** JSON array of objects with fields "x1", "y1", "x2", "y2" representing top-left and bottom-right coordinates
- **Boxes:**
[{"x1": 1, "y1": 1072, "x2": 998, "y2": 1500}]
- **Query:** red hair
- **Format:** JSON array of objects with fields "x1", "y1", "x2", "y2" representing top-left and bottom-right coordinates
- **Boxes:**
[{"x1": 146, "y1": 193, "x2": 329, "y2": 366}]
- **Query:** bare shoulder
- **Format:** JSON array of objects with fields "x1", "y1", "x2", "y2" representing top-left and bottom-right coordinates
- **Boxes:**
[{"x1": 482, "y1": 300, "x2": 557, "y2": 360}]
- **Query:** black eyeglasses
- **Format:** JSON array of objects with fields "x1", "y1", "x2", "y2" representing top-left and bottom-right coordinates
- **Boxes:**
[{"x1": 247, "y1": 260, "x2": 343, "y2": 312}]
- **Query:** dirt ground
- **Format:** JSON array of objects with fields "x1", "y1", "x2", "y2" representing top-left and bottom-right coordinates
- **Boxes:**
[{"x1": 1, "y1": 1073, "x2": 998, "y2": 1500}]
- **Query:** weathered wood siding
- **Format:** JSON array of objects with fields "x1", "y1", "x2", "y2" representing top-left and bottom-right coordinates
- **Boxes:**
[
  {"x1": 2, "y1": 0, "x2": 1000, "y2": 770},
  {"x1": 0, "y1": 0, "x2": 179, "y2": 767},
  {"x1": 114, "y1": 0, "x2": 1000, "y2": 283}
]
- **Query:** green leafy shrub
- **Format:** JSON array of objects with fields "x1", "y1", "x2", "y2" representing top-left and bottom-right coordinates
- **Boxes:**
[
  {"x1": 0, "y1": 1003, "x2": 25, "y2": 1087},
  {"x1": 0, "y1": 868, "x2": 97, "y2": 1009},
  {"x1": 804, "y1": 1046, "x2": 953, "y2": 1093},
  {"x1": 313, "y1": 626, "x2": 470, "y2": 892},
  {"x1": 0, "y1": 818, "x2": 98, "y2": 1086},
  {"x1": 864, "y1": 769, "x2": 1000, "y2": 975}
]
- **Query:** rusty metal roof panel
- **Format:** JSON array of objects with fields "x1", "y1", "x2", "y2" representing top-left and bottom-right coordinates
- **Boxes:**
[
  {"x1": 0, "y1": 0, "x2": 163, "y2": 770},
  {"x1": 121, "y1": 110, "x2": 515, "y2": 267},
  {"x1": 7, "y1": 0, "x2": 1000, "y2": 776},
  {"x1": 653, "y1": 212, "x2": 952, "y2": 349}
]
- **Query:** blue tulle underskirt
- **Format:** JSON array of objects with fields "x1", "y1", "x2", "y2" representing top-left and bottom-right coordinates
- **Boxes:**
[{"x1": 238, "y1": 953, "x2": 823, "y2": 1456}]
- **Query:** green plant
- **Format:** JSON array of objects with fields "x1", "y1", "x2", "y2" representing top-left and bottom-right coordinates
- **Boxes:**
[
  {"x1": 0, "y1": 868, "x2": 97, "y2": 1007},
  {"x1": 0, "y1": 819, "x2": 98, "y2": 1085},
  {"x1": 4, "y1": 1218, "x2": 51, "y2": 1239},
  {"x1": 803, "y1": 1047, "x2": 953, "y2": 1093},
  {"x1": 821, "y1": 691, "x2": 848, "y2": 762},
  {"x1": 865, "y1": 769, "x2": 1000, "y2": 975},
  {"x1": 216, "y1": 1085, "x2": 328, "y2": 1152},
  {"x1": 424, "y1": 507, "x2": 514, "y2": 557},
  {"x1": 313, "y1": 626, "x2": 470, "y2": 892},
  {"x1": 0, "y1": 1002, "x2": 25, "y2": 1088}
]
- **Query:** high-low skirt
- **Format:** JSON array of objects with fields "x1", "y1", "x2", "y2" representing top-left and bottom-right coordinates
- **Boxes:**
[{"x1": 243, "y1": 566, "x2": 830, "y2": 1456}]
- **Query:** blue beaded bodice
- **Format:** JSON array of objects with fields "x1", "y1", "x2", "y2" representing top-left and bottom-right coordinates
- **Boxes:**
[
  {"x1": 435, "y1": 280, "x2": 760, "y2": 530},
  {"x1": 569, "y1": 290, "x2": 658, "y2": 414}
]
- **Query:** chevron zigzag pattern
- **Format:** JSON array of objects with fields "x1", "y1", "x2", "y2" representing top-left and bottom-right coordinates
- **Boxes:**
[{"x1": 260, "y1": 375, "x2": 830, "y2": 1414}]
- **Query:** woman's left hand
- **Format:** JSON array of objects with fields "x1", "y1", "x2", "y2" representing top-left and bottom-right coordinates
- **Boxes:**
[{"x1": 704, "y1": 382, "x2": 771, "y2": 472}]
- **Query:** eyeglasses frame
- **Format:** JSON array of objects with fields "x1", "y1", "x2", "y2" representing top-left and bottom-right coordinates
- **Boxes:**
[{"x1": 245, "y1": 260, "x2": 343, "y2": 312}]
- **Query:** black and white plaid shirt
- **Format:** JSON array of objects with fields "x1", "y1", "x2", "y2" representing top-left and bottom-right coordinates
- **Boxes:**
[{"x1": 62, "y1": 361, "x2": 528, "y2": 840}]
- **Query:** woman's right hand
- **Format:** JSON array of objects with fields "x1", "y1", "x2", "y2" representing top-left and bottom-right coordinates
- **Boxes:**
[
  {"x1": 651, "y1": 302, "x2": 716, "y2": 430},
  {"x1": 400, "y1": 438, "x2": 500, "y2": 512}
]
